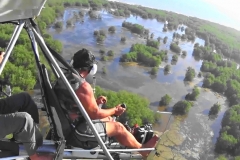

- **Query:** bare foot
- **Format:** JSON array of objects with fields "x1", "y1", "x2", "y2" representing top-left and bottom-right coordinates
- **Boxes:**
[
  {"x1": 139, "y1": 135, "x2": 159, "y2": 157},
  {"x1": 30, "y1": 153, "x2": 54, "y2": 160}
]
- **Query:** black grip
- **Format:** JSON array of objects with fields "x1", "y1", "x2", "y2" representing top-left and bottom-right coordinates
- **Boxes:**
[
  {"x1": 113, "y1": 103, "x2": 127, "y2": 118},
  {"x1": 121, "y1": 103, "x2": 127, "y2": 109}
]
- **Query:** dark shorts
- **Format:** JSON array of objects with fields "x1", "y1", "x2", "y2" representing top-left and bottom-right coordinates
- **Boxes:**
[{"x1": 67, "y1": 120, "x2": 107, "y2": 149}]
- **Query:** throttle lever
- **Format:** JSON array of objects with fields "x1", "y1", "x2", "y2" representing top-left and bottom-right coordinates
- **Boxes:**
[{"x1": 113, "y1": 103, "x2": 127, "y2": 121}]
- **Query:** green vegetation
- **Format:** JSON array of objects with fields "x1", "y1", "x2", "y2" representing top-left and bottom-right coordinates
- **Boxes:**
[
  {"x1": 164, "y1": 64, "x2": 171, "y2": 73},
  {"x1": 120, "y1": 44, "x2": 165, "y2": 67},
  {"x1": 107, "y1": 1, "x2": 240, "y2": 63},
  {"x1": 209, "y1": 103, "x2": 221, "y2": 116},
  {"x1": 150, "y1": 67, "x2": 158, "y2": 75},
  {"x1": 93, "y1": 30, "x2": 99, "y2": 36},
  {"x1": 215, "y1": 105, "x2": 240, "y2": 155},
  {"x1": 107, "y1": 50, "x2": 114, "y2": 56},
  {"x1": 108, "y1": 26, "x2": 116, "y2": 33},
  {"x1": 194, "y1": 45, "x2": 240, "y2": 106},
  {"x1": 182, "y1": 51, "x2": 187, "y2": 56},
  {"x1": 198, "y1": 71, "x2": 202, "y2": 78},
  {"x1": 163, "y1": 36, "x2": 168, "y2": 44},
  {"x1": 99, "y1": 49, "x2": 105, "y2": 54},
  {"x1": 216, "y1": 155, "x2": 227, "y2": 160},
  {"x1": 49, "y1": 0, "x2": 240, "y2": 63},
  {"x1": 172, "y1": 100, "x2": 193, "y2": 115},
  {"x1": 0, "y1": 0, "x2": 63, "y2": 93},
  {"x1": 235, "y1": 156, "x2": 240, "y2": 160},
  {"x1": 146, "y1": 39, "x2": 160, "y2": 49},
  {"x1": 101, "y1": 55, "x2": 108, "y2": 61},
  {"x1": 184, "y1": 67, "x2": 196, "y2": 81},
  {"x1": 122, "y1": 21, "x2": 149, "y2": 36},
  {"x1": 172, "y1": 55, "x2": 178, "y2": 62},
  {"x1": 112, "y1": 9, "x2": 131, "y2": 17},
  {"x1": 54, "y1": 22, "x2": 63, "y2": 29},
  {"x1": 150, "y1": 33, "x2": 154, "y2": 39},
  {"x1": 120, "y1": 36, "x2": 126, "y2": 42},
  {"x1": 95, "y1": 86, "x2": 160, "y2": 126},
  {"x1": 170, "y1": 43, "x2": 181, "y2": 54},
  {"x1": 159, "y1": 94, "x2": 172, "y2": 106},
  {"x1": 185, "y1": 87, "x2": 200, "y2": 101},
  {"x1": 3, "y1": 0, "x2": 240, "y2": 155},
  {"x1": 193, "y1": 45, "x2": 240, "y2": 155},
  {"x1": 102, "y1": 66, "x2": 107, "y2": 74},
  {"x1": 94, "y1": 29, "x2": 107, "y2": 42},
  {"x1": 96, "y1": 35, "x2": 105, "y2": 42}
]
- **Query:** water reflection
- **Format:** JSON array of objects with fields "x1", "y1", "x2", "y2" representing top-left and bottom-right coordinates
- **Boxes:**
[{"x1": 49, "y1": 8, "x2": 205, "y2": 85}]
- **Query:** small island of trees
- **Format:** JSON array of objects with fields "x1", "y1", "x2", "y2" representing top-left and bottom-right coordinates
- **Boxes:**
[
  {"x1": 120, "y1": 43, "x2": 165, "y2": 67},
  {"x1": 170, "y1": 43, "x2": 181, "y2": 54},
  {"x1": 172, "y1": 100, "x2": 193, "y2": 115},
  {"x1": 184, "y1": 67, "x2": 196, "y2": 81},
  {"x1": 215, "y1": 105, "x2": 240, "y2": 156},
  {"x1": 185, "y1": 87, "x2": 200, "y2": 101},
  {"x1": 209, "y1": 102, "x2": 221, "y2": 116},
  {"x1": 146, "y1": 39, "x2": 160, "y2": 49},
  {"x1": 159, "y1": 94, "x2": 172, "y2": 106},
  {"x1": 164, "y1": 64, "x2": 171, "y2": 74},
  {"x1": 108, "y1": 26, "x2": 116, "y2": 33},
  {"x1": 122, "y1": 21, "x2": 149, "y2": 37},
  {"x1": 93, "y1": 29, "x2": 107, "y2": 42},
  {"x1": 172, "y1": 55, "x2": 178, "y2": 62}
]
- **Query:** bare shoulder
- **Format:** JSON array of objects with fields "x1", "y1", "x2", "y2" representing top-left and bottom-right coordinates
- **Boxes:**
[{"x1": 78, "y1": 81, "x2": 92, "y2": 94}]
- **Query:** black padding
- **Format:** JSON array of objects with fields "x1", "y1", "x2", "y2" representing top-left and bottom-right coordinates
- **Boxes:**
[
  {"x1": 41, "y1": 64, "x2": 72, "y2": 139},
  {"x1": 0, "y1": 141, "x2": 19, "y2": 158}
]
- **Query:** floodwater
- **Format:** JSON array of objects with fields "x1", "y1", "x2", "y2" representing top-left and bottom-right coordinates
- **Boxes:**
[{"x1": 46, "y1": 8, "x2": 229, "y2": 159}]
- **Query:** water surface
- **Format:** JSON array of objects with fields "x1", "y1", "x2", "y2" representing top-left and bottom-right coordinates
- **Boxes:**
[{"x1": 48, "y1": 9, "x2": 228, "y2": 159}]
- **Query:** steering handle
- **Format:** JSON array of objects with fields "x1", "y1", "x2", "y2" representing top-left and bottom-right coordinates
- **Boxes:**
[
  {"x1": 120, "y1": 103, "x2": 127, "y2": 109},
  {"x1": 113, "y1": 103, "x2": 127, "y2": 121}
]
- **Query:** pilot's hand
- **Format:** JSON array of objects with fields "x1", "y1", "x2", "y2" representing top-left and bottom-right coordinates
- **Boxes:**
[
  {"x1": 96, "y1": 96, "x2": 107, "y2": 105},
  {"x1": 114, "y1": 104, "x2": 126, "y2": 116},
  {"x1": 0, "y1": 51, "x2": 5, "y2": 64}
]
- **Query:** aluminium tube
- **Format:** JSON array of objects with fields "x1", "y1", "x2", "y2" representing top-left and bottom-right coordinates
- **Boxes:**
[
  {"x1": 32, "y1": 28, "x2": 114, "y2": 160},
  {"x1": 157, "y1": 111, "x2": 172, "y2": 114},
  {"x1": 0, "y1": 21, "x2": 25, "y2": 75},
  {"x1": 65, "y1": 148, "x2": 155, "y2": 152}
]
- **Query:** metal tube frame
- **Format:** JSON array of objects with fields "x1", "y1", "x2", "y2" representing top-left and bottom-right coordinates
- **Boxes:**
[
  {"x1": 65, "y1": 148, "x2": 154, "y2": 152},
  {"x1": 0, "y1": 21, "x2": 25, "y2": 74}
]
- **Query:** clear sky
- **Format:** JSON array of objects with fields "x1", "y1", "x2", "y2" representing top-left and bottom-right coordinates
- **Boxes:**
[{"x1": 204, "y1": 0, "x2": 240, "y2": 30}]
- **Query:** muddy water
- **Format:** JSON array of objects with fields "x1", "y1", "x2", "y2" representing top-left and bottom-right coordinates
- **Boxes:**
[{"x1": 46, "y1": 8, "x2": 228, "y2": 159}]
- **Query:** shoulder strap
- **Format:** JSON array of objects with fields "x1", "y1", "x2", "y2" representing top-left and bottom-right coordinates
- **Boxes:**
[
  {"x1": 47, "y1": 45, "x2": 85, "y2": 89},
  {"x1": 47, "y1": 45, "x2": 79, "y2": 75}
]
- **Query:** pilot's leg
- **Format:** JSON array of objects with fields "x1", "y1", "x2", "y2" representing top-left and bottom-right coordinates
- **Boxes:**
[
  {"x1": 0, "y1": 92, "x2": 39, "y2": 123},
  {"x1": 0, "y1": 112, "x2": 43, "y2": 156}
]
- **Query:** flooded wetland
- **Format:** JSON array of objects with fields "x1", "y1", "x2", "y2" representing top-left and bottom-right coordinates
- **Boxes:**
[{"x1": 45, "y1": 8, "x2": 229, "y2": 160}]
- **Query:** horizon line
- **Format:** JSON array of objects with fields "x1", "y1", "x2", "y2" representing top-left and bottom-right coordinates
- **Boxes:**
[{"x1": 107, "y1": 0, "x2": 240, "y2": 32}]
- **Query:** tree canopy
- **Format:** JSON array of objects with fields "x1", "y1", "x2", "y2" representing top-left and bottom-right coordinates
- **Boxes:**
[
  {"x1": 95, "y1": 86, "x2": 160, "y2": 126},
  {"x1": 172, "y1": 100, "x2": 193, "y2": 115},
  {"x1": 159, "y1": 94, "x2": 172, "y2": 106},
  {"x1": 120, "y1": 43, "x2": 165, "y2": 67},
  {"x1": 215, "y1": 105, "x2": 240, "y2": 155}
]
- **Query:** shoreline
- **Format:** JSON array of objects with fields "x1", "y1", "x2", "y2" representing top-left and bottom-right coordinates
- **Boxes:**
[{"x1": 107, "y1": 0, "x2": 239, "y2": 31}]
